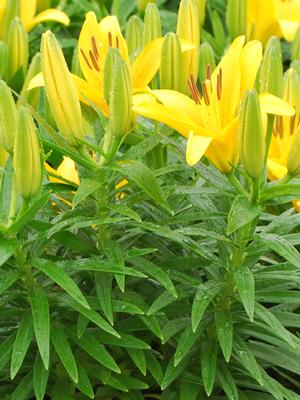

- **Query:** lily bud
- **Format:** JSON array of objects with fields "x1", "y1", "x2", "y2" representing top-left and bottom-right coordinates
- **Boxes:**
[
  {"x1": 0, "y1": 41, "x2": 7, "y2": 79},
  {"x1": 71, "y1": 45, "x2": 82, "y2": 77},
  {"x1": 260, "y1": 36, "x2": 283, "y2": 97},
  {"x1": 6, "y1": 17, "x2": 29, "y2": 91},
  {"x1": 195, "y1": 0, "x2": 206, "y2": 26},
  {"x1": 283, "y1": 67, "x2": 300, "y2": 113},
  {"x1": 199, "y1": 42, "x2": 216, "y2": 83},
  {"x1": 126, "y1": 15, "x2": 144, "y2": 58},
  {"x1": 177, "y1": 0, "x2": 200, "y2": 94},
  {"x1": 0, "y1": 79, "x2": 18, "y2": 153},
  {"x1": 14, "y1": 106, "x2": 42, "y2": 201},
  {"x1": 287, "y1": 127, "x2": 300, "y2": 176},
  {"x1": 238, "y1": 90, "x2": 265, "y2": 179},
  {"x1": 0, "y1": 146, "x2": 8, "y2": 167},
  {"x1": 109, "y1": 59, "x2": 132, "y2": 138},
  {"x1": 292, "y1": 25, "x2": 300, "y2": 61},
  {"x1": 18, "y1": 52, "x2": 41, "y2": 109},
  {"x1": 226, "y1": 0, "x2": 246, "y2": 39},
  {"x1": 160, "y1": 32, "x2": 184, "y2": 92},
  {"x1": 103, "y1": 47, "x2": 121, "y2": 105},
  {"x1": 0, "y1": 0, "x2": 20, "y2": 41},
  {"x1": 41, "y1": 30, "x2": 84, "y2": 147},
  {"x1": 137, "y1": 0, "x2": 156, "y2": 13},
  {"x1": 143, "y1": 2, "x2": 161, "y2": 45}
]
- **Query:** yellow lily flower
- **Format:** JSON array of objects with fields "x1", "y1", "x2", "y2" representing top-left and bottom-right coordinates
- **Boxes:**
[
  {"x1": 74, "y1": 11, "x2": 193, "y2": 115},
  {"x1": 0, "y1": 0, "x2": 69, "y2": 40},
  {"x1": 133, "y1": 36, "x2": 295, "y2": 173},
  {"x1": 247, "y1": 0, "x2": 300, "y2": 44}
]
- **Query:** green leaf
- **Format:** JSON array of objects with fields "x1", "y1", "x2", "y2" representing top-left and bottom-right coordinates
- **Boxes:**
[
  {"x1": 259, "y1": 233, "x2": 300, "y2": 270},
  {"x1": 255, "y1": 302, "x2": 295, "y2": 347},
  {"x1": 11, "y1": 371, "x2": 33, "y2": 400},
  {"x1": 29, "y1": 286, "x2": 50, "y2": 370},
  {"x1": 32, "y1": 258, "x2": 90, "y2": 309},
  {"x1": 234, "y1": 266, "x2": 255, "y2": 321},
  {"x1": 8, "y1": 192, "x2": 50, "y2": 234},
  {"x1": 191, "y1": 281, "x2": 222, "y2": 332},
  {"x1": 11, "y1": 312, "x2": 34, "y2": 379},
  {"x1": 117, "y1": 375, "x2": 149, "y2": 390},
  {"x1": 65, "y1": 297, "x2": 120, "y2": 338},
  {"x1": 72, "y1": 178, "x2": 102, "y2": 208},
  {"x1": 174, "y1": 324, "x2": 203, "y2": 367},
  {"x1": 147, "y1": 290, "x2": 177, "y2": 315},
  {"x1": 122, "y1": 134, "x2": 160, "y2": 160},
  {"x1": 104, "y1": 240, "x2": 125, "y2": 293},
  {"x1": 233, "y1": 335, "x2": 263, "y2": 385},
  {"x1": 105, "y1": 204, "x2": 141, "y2": 222},
  {"x1": 0, "y1": 270, "x2": 22, "y2": 295},
  {"x1": 114, "y1": 160, "x2": 170, "y2": 211},
  {"x1": 215, "y1": 308, "x2": 233, "y2": 362},
  {"x1": 33, "y1": 354, "x2": 49, "y2": 400},
  {"x1": 91, "y1": 332, "x2": 150, "y2": 350},
  {"x1": 71, "y1": 332, "x2": 121, "y2": 373},
  {"x1": 217, "y1": 363, "x2": 239, "y2": 400},
  {"x1": 52, "y1": 378, "x2": 72, "y2": 400},
  {"x1": 127, "y1": 348, "x2": 146, "y2": 376},
  {"x1": 180, "y1": 382, "x2": 200, "y2": 400},
  {"x1": 0, "y1": 333, "x2": 15, "y2": 372},
  {"x1": 161, "y1": 355, "x2": 188, "y2": 390},
  {"x1": 0, "y1": 237, "x2": 17, "y2": 267},
  {"x1": 261, "y1": 183, "x2": 300, "y2": 202},
  {"x1": 145, "y1": 352, "x2": 163, "y2": 386},
  {"x1": 95, "y1": 272, "x2": 113, "y2": 325},
  {"x1": 75, "y1": 362, "x2": 94, "y2": 399},
  {"x1": 51, "y1": 322, "x2": 78, "y2": 383},
  {"x1": 227, "y1": 195, "x2": 261, "y2": 235},
  {"x1": 131, "y1": 258, "x2": 177, "y2": 298},
  {"x1": 201, "y1": 337, "x2": 217, "y2": 396}
]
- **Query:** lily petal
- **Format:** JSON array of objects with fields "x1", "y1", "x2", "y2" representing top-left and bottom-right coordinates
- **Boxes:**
[
  {"x1": 240, "y1": 40, "x2": 262, "y2": 96},
  {"x1": 99, "y1": 15, "x2": 128, "y2": 62},
  {"x1": 26, "y1": 9, "x2": 70, "y2": 31},
  {"x1": 259, "y1": 93, "x2": 295, "y2": 116},
  {"x1": 267, "y1": 159, "x2": 287, "y2": 180},
  {"x1": 186, "y1": 131, "x2": 212, "y2": 166},
  {"x1": 20, "y1": 0, "x2": 36, "y2": 29},
  {"x1": 72, "y1": 74, "x2": 108, "y2": 116},
  {"x1": 279, "y1": 19, "x2": 300, "y2": 42},
  {"x1": 27, "y1": 71, "x2": 44, "y2": 90}
]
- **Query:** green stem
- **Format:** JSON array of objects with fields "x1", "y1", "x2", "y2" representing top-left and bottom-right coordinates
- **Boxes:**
[
  {"x1": 8, "y1": 176, "x2": 18, "y2": 225},
  {"x1": 227, "y1": 172, "x2": 248, "y2": 197},
  {"x1": 250, "y1": 177, "x2": 260, "y2": 203},
  {"x1": 96, "y1": 169, "x2": 109, "y2": 252},
  {"x1": 264, "y1": 114, "x2": 275, "y2": 164}
]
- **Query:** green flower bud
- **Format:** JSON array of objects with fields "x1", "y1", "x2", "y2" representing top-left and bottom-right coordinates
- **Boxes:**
[
  {"x1": 137, "y1": 0, "x2": 156, "y2": 13},
  {"x1": 199, "y1": 42, "x2": 216, "y2": 83},
  {"x1": 195, "y1": 0, "x2": 206, "y2": 25},
  {"x1": 13, "y1": 106, "x2": 42, "y2": 201},
  {"x1": 0, "y1": 0, "x2": 20, "y2": 41},
  {"x1": 71, "y1": 45, "x2": 82, "y2": 77},
  {"x1": 287, "y1": 127, "x2": 300, "y2": 176},
  {"x1": 0, "y1": 146, "x2": 8, "y2": 167},
  {"x1": 283, "y1": 67, "x2": 300, "y2": 113},
  {"x1": 126, "y1": 15, "x2": 144, "y2": 58},
  {"x1": 109, "y1": 59, "x2": 132, "y2": 138},
  {"x1": 238, "y1": 90, "x2": 265, "y2": 179},
  {"x1": 177, "y1": 0, "x2": 200, "y2": 94},
  {"x1": 0, "y1": 41, "x2": 7, "y2": 80},
  {"x1": 41, "y1": 30, "x2": 84, "y2": 147},
  {"x1": 260, "y1": 36, "x2": 283, "y2": 97},
  {"x1": 0, "y1": 79, "x2": 18, "y2": 153},
  {"x1": 18, "y1": 52, "x2": 41, "y2": 109},
  {"x1": 103, "y1": 47, "x2": 122, "y2": 105},
  {"x1": 143, "y1": 2, "x2": 161, "y2": 46},
  {"x1": 291, "y1": 60, "x2": 300, "y2": 77},
  {"x1": 160, "y1": 32, "x2": 184, "y2": 92},
  {"x1": 292, "y1": 24, "x2": 300, "y2": 61},
  {"x1": 226, "y1": 0, "x2": 247, "y2": 39},
  {"x1": 6, "y1": 17, "x2": 29, "y2": 91}
]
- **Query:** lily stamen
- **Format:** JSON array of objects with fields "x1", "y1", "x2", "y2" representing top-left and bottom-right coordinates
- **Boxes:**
[
  {"x1": 91, "y1": 36, "x2": 99, "y2": 60},
  {"x1": 188, "y1": 75, "x2": 201, "y2": 104},
  {"x1": 206, "y1": 64, "x2": 211, "y2": 80},
  {"x1": 80, "y1": 49, "x2": 92, "y2": 70},
  {"x1": 202, "y1": 81, "x2": 210, "y2": 106},
  {"x1": 108, "y1": 32, "x2": 113, "y2": 47},
  {"x1": 89, "y1": 50, "x2": 100, "y2": 71}
]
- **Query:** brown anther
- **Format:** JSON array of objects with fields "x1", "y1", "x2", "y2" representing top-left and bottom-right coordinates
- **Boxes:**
[
  {"x1": 188, "y1": 75, "x2": 201, "y2": 104},
  {"x1": 108, "y1": 32, "x2": 113, "y2": 47},
  {"x1": 202, "y1": 81, "x2": 210, "y2": 106},
  {"x1": 89, "y1": 50, "x2": 100, "y2": 71},
  {"x1": 80, "y1": 49, "x2": 92, "y2": 70},
  {"x1": 290, "y1": 114, "x2": 296, "y2": 135},
  {"x1": 275, "y1": 116, "x2": 283, "y2": 139},
  {"x1": 116, "y1": 36, "x2": 120, "y2": 49},
  {"x1": 91, "y1": 36, "x2": 99, "y2": 59},
  {"x1": 218, "y1": 68, "x2": 223, "y2": 100},
  {"x1": 206, "y1": 64, "x2": 211, "y2": 80}
]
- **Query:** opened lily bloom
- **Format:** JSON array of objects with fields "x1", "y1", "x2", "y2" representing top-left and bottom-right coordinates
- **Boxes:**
[
  {"x1": 0, "y1": 0, "x2": 69, "y2": 40},
  {"x1": 133, "y1": 36, "x2": 295, "y2": 173},
  {"x1": 247, "y1": 0, "x2": 300, "y2": 44},
  {"x1": 74, "y1": 12, "x2": 193, "y2": 115}
]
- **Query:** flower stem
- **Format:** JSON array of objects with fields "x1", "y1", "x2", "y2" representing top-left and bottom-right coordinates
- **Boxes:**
[
  {"x1": 227, "y1": 172, "x2": 248, "y2": 197},
  {"x1": 264, "y1": 114, "x2": 275, "y2": 164}
]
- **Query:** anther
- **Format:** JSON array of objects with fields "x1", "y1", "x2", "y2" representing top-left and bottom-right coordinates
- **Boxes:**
[
  {"x1": 116, "y1": 36, "x2": 120, "y2": 49},
  {"x1": 202, "y1": 81, "x2": 210, "y2": 106},
  {"x1": 89, "y1": 50, "x2": 100, "y2": 71},
  {"x1": 80, "y1": 49, "x2": 92, "y2": 69},
  {"x1": 189, "y1": 75, "x2": 201, "y2": 104},
  {"x1": 206, "y1": 64, "x2": 211, "y2": 80},
  {"x1": 108, "y1": 32, "x2": 113, "y2": 47},
  {"x1": 91, "y1": 36, "x2": 99, "y2": 59}
]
